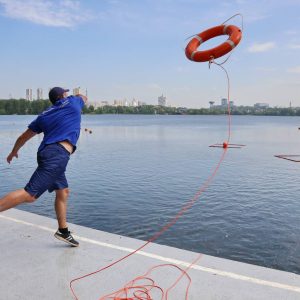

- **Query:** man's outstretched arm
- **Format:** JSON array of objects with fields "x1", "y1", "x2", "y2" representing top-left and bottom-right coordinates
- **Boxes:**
[
  {"x1": 76, "y1": 94, "x2": 88, "y2": 104},
  {"x1": 7, "y1": 129, "x2": 37, "y2": 164}
]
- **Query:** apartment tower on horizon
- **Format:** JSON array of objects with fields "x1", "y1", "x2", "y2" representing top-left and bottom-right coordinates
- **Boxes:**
[
  {"x1": 26, "y1": 88, "x2": 33, "y2": 101},
  {"x1": 37, "y1": 88, "x2": 43, "y2": 100},
  {"x1": 73, "y1": 87, "x2": 88, "y2": 96},
  {"x1": 158, "y1": 94, "x2": 167, "y2": 106}
]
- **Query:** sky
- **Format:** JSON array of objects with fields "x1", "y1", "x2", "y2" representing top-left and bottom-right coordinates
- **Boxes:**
[{"x1": 0, "y1": 0, "x2": 300, "y2": 108}]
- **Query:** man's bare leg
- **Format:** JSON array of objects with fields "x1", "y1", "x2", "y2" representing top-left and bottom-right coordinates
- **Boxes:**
[
  {"x1": 54, "y1": 188, "x2": 79, "y2": 246},
  {"x1": 0, "y1": 189, "x2": 35, "y2": 212},
  {"x1": 54, "y1": 188, "x2": 69, "y2": 229}
]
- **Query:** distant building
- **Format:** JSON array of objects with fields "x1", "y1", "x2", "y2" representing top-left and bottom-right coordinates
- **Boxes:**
[
  {"x1": 26, "y1": 88, "x2": 33, "y2": 101},
  {"x1": 132, "y1": 98, "x2": 138, "y2": 107},
  {"x1": 221, "y1": 98, "x2": 228, "y2": 107},
  {"x1": 88, "y1": 101, "x2": 102, "y2": 109},
  {"x1": 100, "y1": 101, "x2": 109, "y2": 106},
  {"x1": 254, "y1": 103, "x2": 269, "y2": 109},
  {"x1": 209, "y1": 98, "x2": 237, "y2": 109},
  {"x1": 73, "y1": 87, "x2": 81, "y2": 95},
  {"x1": 113, "y1": 99, "x2": 123, "y2": 106},
  {"x1": 37, "y1": 88, "x2": 43, "y2": 100},
  {"x1": 158, "y1": 94, "x2": 167, "y2": 106}
]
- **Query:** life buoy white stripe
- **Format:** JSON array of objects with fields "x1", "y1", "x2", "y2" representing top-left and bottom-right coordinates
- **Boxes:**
[
  {"x1": 226, "y1": 39, "x2": 236, "y2": 48},
  {"x1": 195, "y1": 35, "x2": 203, "y2": 43},
  {"x1": 223, "y1": 25, "x2": 229, "y2": 34}
]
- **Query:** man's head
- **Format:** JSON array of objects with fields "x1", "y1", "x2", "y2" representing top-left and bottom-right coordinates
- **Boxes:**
[{"x1": 49, "y1": 87, "x2": 69, "y2": 104}]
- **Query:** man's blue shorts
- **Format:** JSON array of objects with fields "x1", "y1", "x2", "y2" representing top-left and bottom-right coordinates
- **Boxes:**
[{"x1": 24, "y1": 143, "x2": 70, "y2": 198}]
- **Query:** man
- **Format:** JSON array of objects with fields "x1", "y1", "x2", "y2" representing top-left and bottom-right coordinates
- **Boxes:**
[{"x1": 0, "y1": 87, "x2": 87, "y2": 247}]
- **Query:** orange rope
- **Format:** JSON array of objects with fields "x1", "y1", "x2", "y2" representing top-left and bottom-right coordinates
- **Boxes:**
[
  {"x1": 70, "y1": 79, "x2": 230, "y2": 299},
  {"x1": 70, "y1": 140, "x2": 228, "y2": 299},
  {"x1": 70, "y1": 16, "x2": 242, "y2": 299}
]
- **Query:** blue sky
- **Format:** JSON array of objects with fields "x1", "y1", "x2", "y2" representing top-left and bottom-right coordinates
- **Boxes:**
[{"x1": 0, "y1": 0, "x2": 299, "y2": 108}]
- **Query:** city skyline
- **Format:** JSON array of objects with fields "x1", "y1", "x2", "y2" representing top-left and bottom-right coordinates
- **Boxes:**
[
  {"x1": 0, "y1": 1, "x2": 299, "y2": 108},
  {"x1": 16, "y1": 87, "x2": 285, "y2": 109},
  {"x1": 20, "y1": 87, "x2": 165, "y2": 107},
  {"x1": 5, "y1": 87, "x2": 293, "y2": 109},
  {"x1": 10, "y1": 89, "x2": 280, "y2": 109}
]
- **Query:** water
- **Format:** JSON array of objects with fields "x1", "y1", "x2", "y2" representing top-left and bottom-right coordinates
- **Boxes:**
[{"x1": 1, "y1": 114, "x2": 300, "y2": 275}]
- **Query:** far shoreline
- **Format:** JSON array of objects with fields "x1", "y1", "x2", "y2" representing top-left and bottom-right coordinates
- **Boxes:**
[{"x1": 0, "y1": 99, "x2": 299, "y2": 117}]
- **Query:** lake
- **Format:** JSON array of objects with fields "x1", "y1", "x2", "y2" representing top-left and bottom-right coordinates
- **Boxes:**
[{"x1": 0, "y1": 114, "x2": 300, "y2": 275}]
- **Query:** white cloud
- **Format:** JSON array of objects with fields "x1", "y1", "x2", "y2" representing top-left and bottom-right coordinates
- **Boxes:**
[
  {"x1": 248, "y1": 42, "x2": 276, "y2": 53},
  {"x1": 245, "y1": 13, "x2": 269, "y2": 22},
  {"x1": 288, "y1": 44, "x2": 300, "y2": 49},
  {"x1": 0, "y1": 0, "x2": 93, "y2": 28},
  {"x1": 175, "y1": 66, "x2": 191, "y2": 73},
  {"x1": 146, "y1": 83, "x2": 161, "y2": 90},
  {"x1": 255, "y1": 67, "x2": 277, "y2": 72},
  {"x1": 287, "y1": 66, "x2": 300, "y2": 74},
  {"x1": 284, "y1": 30, "x2": 298, "y2": 36}
]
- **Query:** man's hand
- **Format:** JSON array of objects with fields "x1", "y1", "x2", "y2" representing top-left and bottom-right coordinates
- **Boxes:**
[
  {"x1": 7, "y1": 151, "x2": 18, "y2": 164},
  {"x1": 76, "y1": 94, "x2": 88, "y2": 103},
  {"x1": 7, "y1": 129, "x2": 36, "y2": 164}
]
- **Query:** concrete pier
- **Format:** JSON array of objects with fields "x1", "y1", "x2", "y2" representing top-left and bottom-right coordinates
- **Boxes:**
[{"x1": 0, "y1": 209, "x2": 299, "y2": 300}]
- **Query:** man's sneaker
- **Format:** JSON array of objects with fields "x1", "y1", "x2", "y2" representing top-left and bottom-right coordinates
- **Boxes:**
[{"x1": 54, "y1": 230, "x2": 79, "y2": 247}]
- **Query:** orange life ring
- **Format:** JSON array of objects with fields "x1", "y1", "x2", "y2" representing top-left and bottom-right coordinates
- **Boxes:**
[{"x1": 185, "y1": 24, "x2": 242, "y2": 62}]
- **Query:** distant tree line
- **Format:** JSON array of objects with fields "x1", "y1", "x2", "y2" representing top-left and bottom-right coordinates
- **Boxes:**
[
  {"x1": 67, "y1": 105, "x2": 300, "y2": 116},
  {"x1": 0, "y1": 99, "x2": 300, "y2": 116},
  {"x1": 86, "y1": 105, "x2": 300, "y2": 116},
  {"x1": 0, "y1": 99, "x2": 51, "y2": 115}
]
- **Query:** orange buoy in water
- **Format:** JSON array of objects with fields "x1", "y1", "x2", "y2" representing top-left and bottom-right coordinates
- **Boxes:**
[{"x1": 223, "y1": 142, "x2": 228, "y2": 148}]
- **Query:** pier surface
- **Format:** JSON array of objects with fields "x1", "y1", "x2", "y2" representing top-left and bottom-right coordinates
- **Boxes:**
[{"x1": 0, "y1": 209, "x2": 299, "y2": 300}]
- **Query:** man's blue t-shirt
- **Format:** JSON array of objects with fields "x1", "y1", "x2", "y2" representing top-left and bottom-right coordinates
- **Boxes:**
[{"x1": 28, "y1": 96, "x2": 84, "y2": 152}]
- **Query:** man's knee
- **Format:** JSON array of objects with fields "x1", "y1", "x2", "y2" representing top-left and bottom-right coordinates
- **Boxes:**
[
  {"x1": 56, "y1": 188, "x2": 70, "y2": 198},
  {"x1": 63, "y1": 188, "x2": 70, "y2": 197},
  {"x1": 23, "y1": 190, "x2": 37, "y2": 203},
  {"x1": 64, "y1": 188, "x2": 70, "y2": 199}
]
